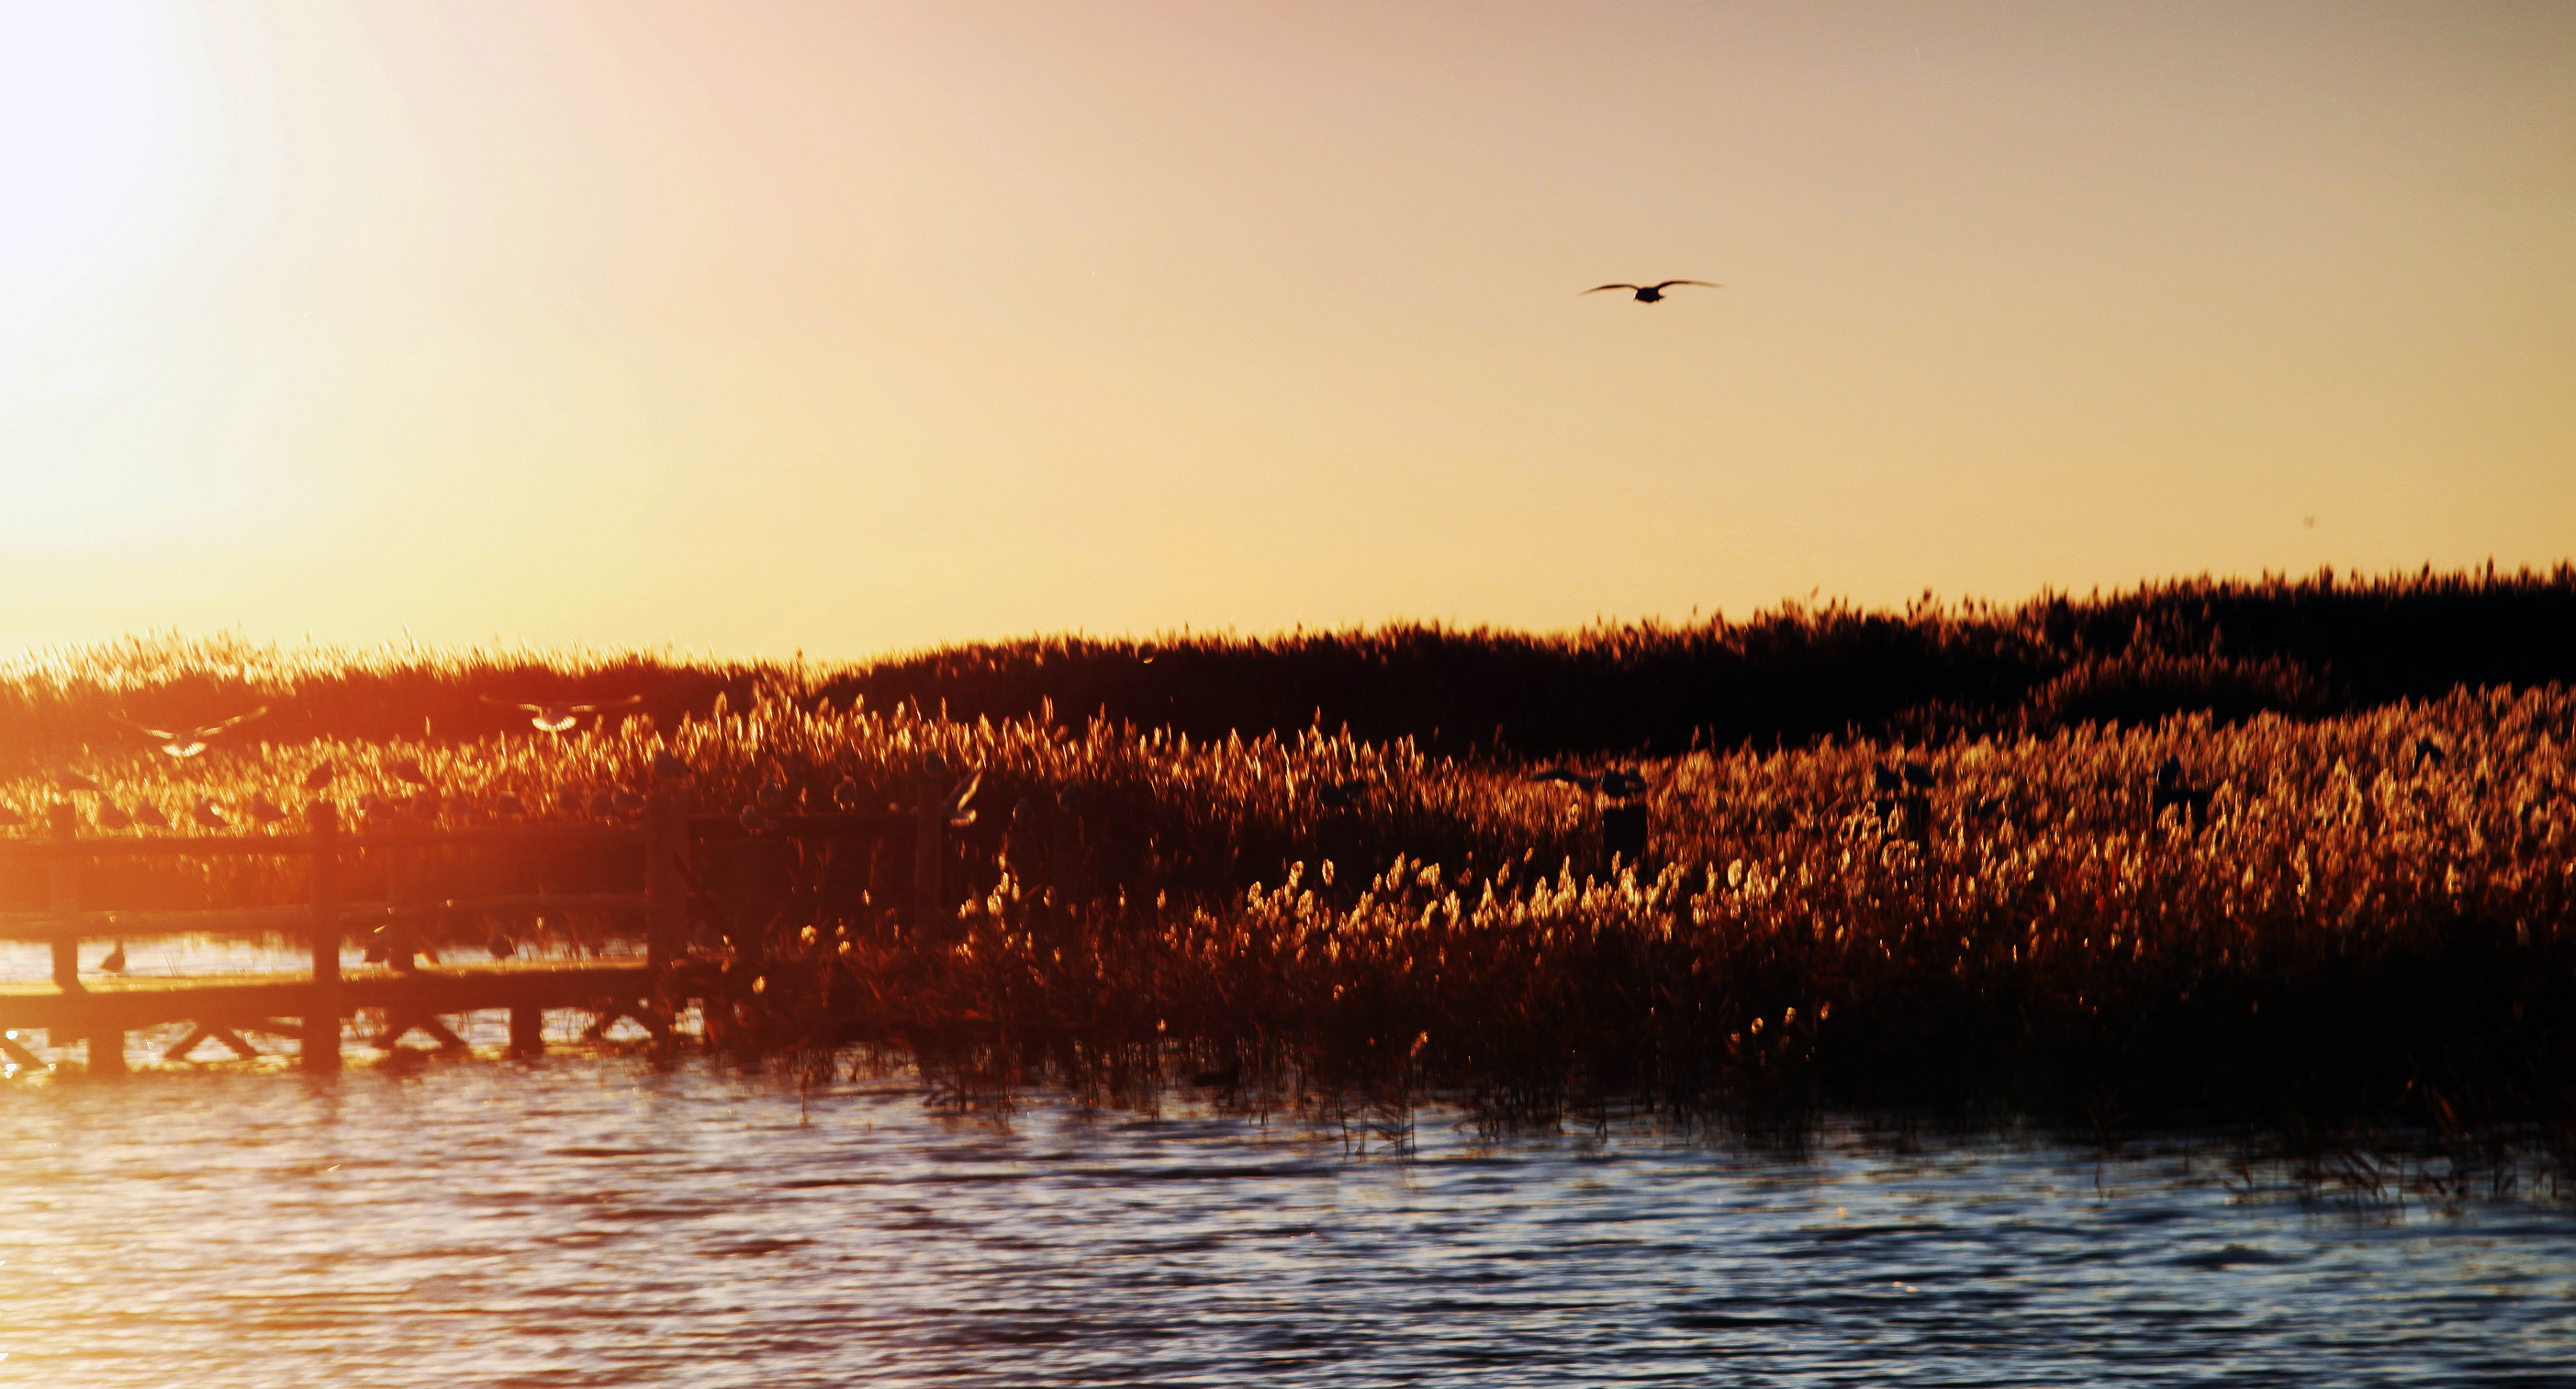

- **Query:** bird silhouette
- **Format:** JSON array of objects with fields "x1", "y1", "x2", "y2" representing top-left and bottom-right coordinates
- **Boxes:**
[
  {"x1": 95, "y1": 801, "x2": 134, "y2": 832},
  {"x1": 738, "y1": 804, "x2": 776, "y2": 835},
  {"x1": 99, "y1": 942, "x2": 126, "y2": 975},
  {"x1": 1583, "y1": 280, "x2": 1719, "y2": 303},
  {"x1": 756, "y1": 779, "x2": 788, "y2": 812},
  {"x1": 495, "y1": 792, "x2": 528, "y2": 817},
  {"x1": 133, "y1": 801, "x2": 172, "y2": 830},
  {"x1": 479, "y1": 693, "x2": 644, "y2": 734},
  {"x1": 249, "y1": 794, "x2": 288, "y2": 824},
  {"x1": 392, "y1": 759, "x2": 434, "y2": 788},
  {"x1": 0, "y1": 806, "x2": 25, "y2": 827},
  {"x1": 191, "y1": 799, "x2": 230, "y2": 830},
  {"x1": 832, "y1": 777, "x2": 863, "y2": 811},
  {"x1": 303, "y1": 761, "x2": 335, "y2": 791},
  {"x1": 651, "y1": 749, "x2": 694, "y2": 783},
  {"x1": 487, "y1": 928, "x2": 516, "y2": 959},
  {"x1": 54, "y1": 767, "x2": 102, "y2": 794},
  {"x1": 114, "y1": 708, "x2": 267, "y2": 759}
]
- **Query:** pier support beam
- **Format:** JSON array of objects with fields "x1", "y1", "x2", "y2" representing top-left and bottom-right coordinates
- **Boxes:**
[
  {"x1": 509, "y1": 1006, "x2": 544, "y2": 1058},
  {"x1": 304, "y1": 801, "x2": 344, "y2": 1073}
]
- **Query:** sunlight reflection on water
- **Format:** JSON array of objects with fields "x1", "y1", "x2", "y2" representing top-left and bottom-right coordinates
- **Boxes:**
[{"x1": 0, "y1": 1058, "x2": 2569, "y2": 1387}]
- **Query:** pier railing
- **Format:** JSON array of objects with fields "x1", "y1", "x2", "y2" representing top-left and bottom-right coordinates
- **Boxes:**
[{"x1": 0, "y1": 790, "x2": 960, "y2": 1075}]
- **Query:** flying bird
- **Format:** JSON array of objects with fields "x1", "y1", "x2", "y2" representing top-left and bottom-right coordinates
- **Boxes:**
[
  {"x1": 1583, "y1": 280, "x2": 1719, "y2": 303},
  {"x1": 114, "y1": 708, "x2": 268, "y2": 759},
  {"x1": 480, "y1": 693, "x2": 644, "y2": 734}
]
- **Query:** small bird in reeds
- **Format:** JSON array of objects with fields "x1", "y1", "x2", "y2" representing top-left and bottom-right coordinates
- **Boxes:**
[
  {"x1": 392, "y1": 758, "x2": 433, "y2": 788},
  {"x1": 756, "y1": 779, "x2": 788, "y2": 812},
  {"x1": 739, "y1": 803, "x2": 776, "y2": 835},
  {"x1": 133, "y1": 801, "x2": 172, "y2": 830},
  {"x1": 480, "y1": 693, "x2": 644, "y2": 734},
  {"x1": 114, "y1": 708, "x2": 267, "y2": 759},
  {"x1": 1583, "y1": 279, "x2": 1719, "y2": 303},
  {"x1": 495, "y1": 792, "x2": 527, "y2": 817},
  {"x1": 95, "y1": 801, "x2": 134, "y2": 831},
  {"x1": 487, "y1": 928, "x2": 515, "y2": 959},
  {"x1": 191, "y1": 799, "x2": 230, "y2": 830},
  {"x1": 0, "y1": 806, "x2": 24, "y2": 827},
  {"x1": 53, "y1": 767, "x2": 102, "y2": 794},
  {"x1": 2151, "y1": 757, "x2": 2214, "y2": 826},
  {"x1": 98, "y1": 942, "x2": 125, "y2": 975},
  {"x1": 303, "y1": 761, "x2": 335, "y2": 791},
  {"x1": 832, "y1": 777, "x2": 863, "y2": 811},
  {"x1": 652, "y1": 749, "x2": 694, "y2": 782},
  {"x1": 249, "y1": 794, "x2": 288, "y2": 824}
]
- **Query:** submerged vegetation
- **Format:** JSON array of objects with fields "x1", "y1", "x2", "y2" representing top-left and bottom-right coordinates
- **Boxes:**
[{"x1": 0, "y1": 565, "x2": 2570, "y2": 1148}]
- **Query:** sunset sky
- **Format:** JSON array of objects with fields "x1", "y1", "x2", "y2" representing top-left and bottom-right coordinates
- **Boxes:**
[{"x1": 3, "y1": 1, "x2": 2570, "y2": 662}]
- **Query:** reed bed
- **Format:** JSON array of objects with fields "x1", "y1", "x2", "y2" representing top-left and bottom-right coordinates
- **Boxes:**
[{"x1": 0, "y1": 569, "x2": 2568, "y2": 1139}]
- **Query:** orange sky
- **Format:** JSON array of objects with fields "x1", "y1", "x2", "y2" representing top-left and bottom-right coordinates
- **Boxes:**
[{"x1": 3, "y1": 1, "x2": 2570, "y2": 662}]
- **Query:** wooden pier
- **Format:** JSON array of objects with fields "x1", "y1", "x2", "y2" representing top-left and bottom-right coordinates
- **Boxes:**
[{"x1": 0, "y1": 788, "x2": 957, "y2": 1075}]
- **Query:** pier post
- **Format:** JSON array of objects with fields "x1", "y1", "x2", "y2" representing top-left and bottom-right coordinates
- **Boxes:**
[
  {"x1": 386, "y1": 846, "x2": 419, "y2": 974},
  {"x1": 47, "y1": 804, "x2": 83, "y2": 995},
  {"x1": 915, "y1": 782, "x2": 946, "y2": 944},
  {"x1": 50, "y1": 804, "x2": 123, "y2": 1075},
  {"x1": 509, "y1": 1005, "x2": 544, "y2": 1058},
  {"x1": 644, "y1": 785, "x2": 690, "y2": 1033},
  {"x1": 304, "y1": 801, "x2": 343, "y2": 1073}
]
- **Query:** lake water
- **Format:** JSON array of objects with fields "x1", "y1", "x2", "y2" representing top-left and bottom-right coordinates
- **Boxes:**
[{"x1": 0, "y1": 1039, "x2": 2570, "y2": 1389}]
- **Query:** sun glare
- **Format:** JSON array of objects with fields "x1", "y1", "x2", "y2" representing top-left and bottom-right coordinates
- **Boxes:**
[{"x1": 0, "y1": 6, "x2": 173, "y2": 288}]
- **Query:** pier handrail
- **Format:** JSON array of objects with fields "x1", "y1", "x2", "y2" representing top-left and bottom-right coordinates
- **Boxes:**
[{"x1": 2, "y1": 789, "x2": 953, "y2": 1074}]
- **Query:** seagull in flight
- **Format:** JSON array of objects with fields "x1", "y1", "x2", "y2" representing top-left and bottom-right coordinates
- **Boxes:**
[
  {"x1": 113, "y1": 708, "x2": 267, "y2": 759},
  {"x1": 1583, "y1": 280, "x2": 1719, "y2": 303},
  {"x1": 481, "y1": 694, "x2": 644, "y2": 734}
]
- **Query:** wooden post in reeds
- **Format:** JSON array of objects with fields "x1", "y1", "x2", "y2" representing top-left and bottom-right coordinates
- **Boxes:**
[
  {"x1": 914, "y1": 782, "x2": 945, "y2": 944},
  {"x1": 304, "y1": 801, "x2": 343, "y2": 1073},
  {"x1": 644, "y1": 785, "x2": 689, "y2": 1036},
  {"x1": 386, "y1": 843, "x2": 419, "y2": 974}
]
